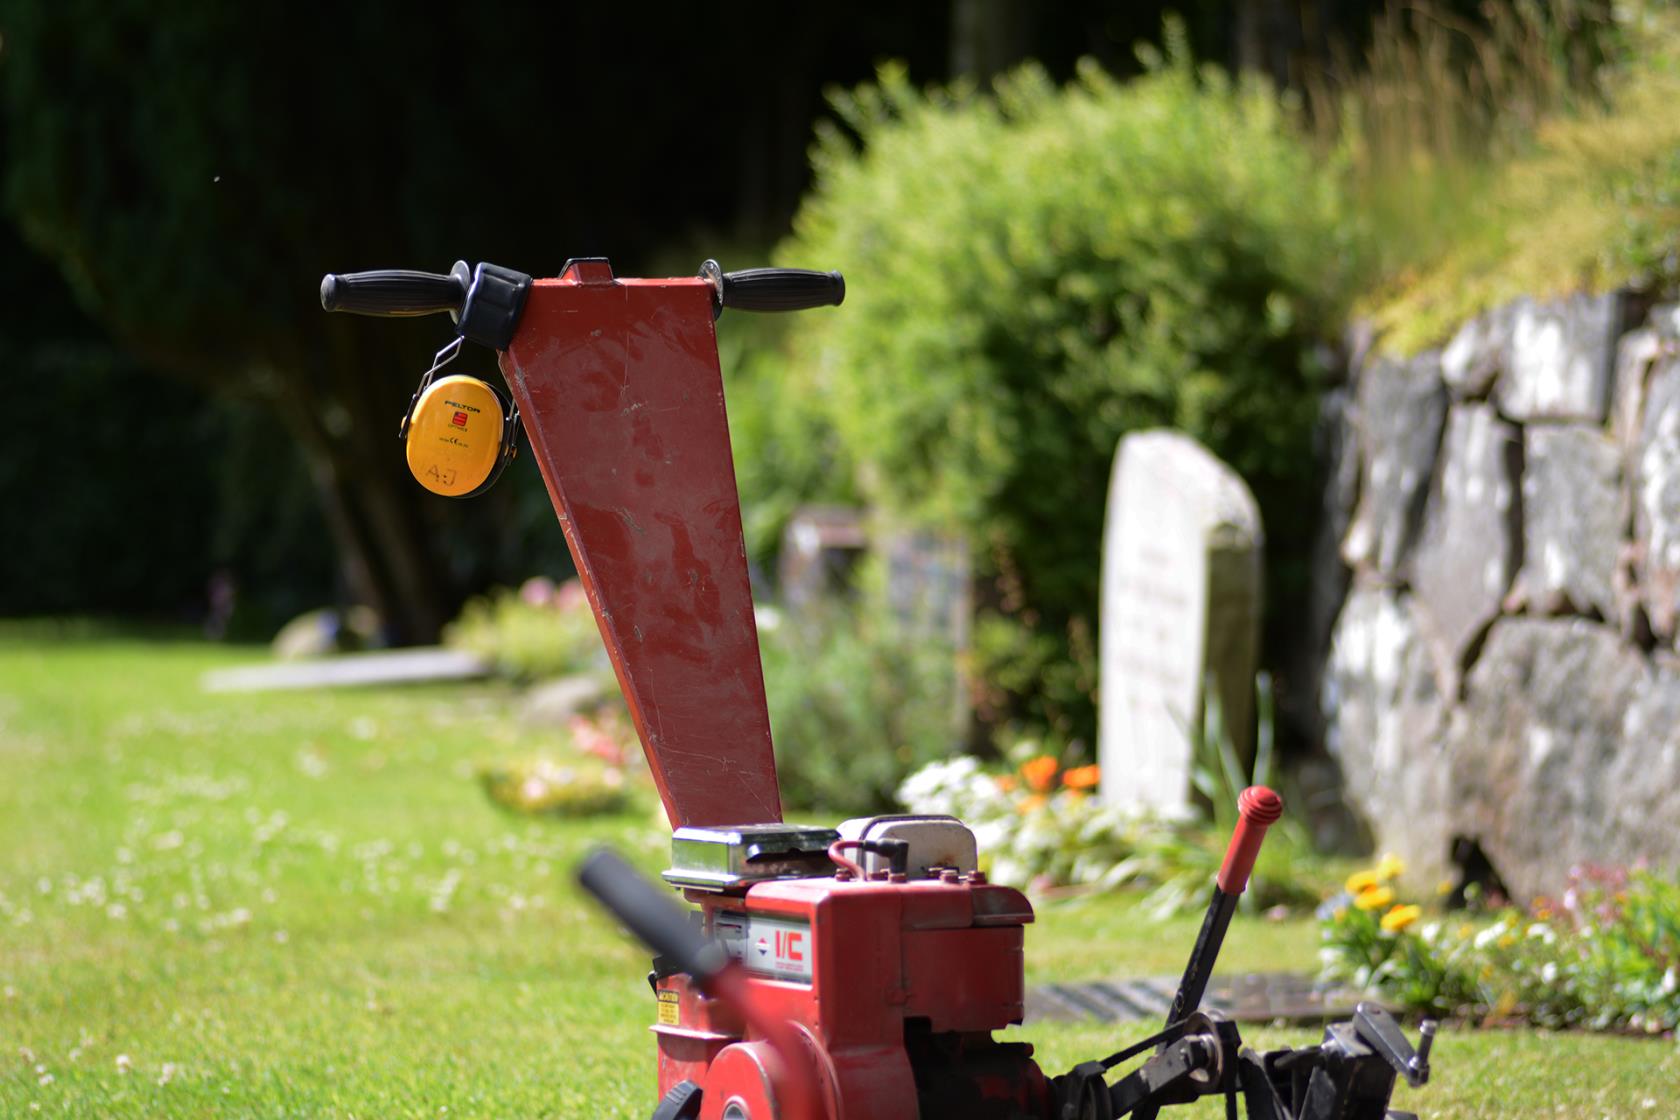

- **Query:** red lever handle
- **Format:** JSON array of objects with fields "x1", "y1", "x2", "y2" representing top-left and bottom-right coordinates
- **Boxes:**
[{"x1": 1216, "y1": 786, "x2": 1284, "y2": 894}]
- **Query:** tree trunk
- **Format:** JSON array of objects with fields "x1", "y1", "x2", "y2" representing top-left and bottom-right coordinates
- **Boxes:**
[
  {"x1": 307, "y1": 442, "x2": 454, "y2": 646},
  {"x1": 1232, "y1": 0, "x2": 1302, "y2": 88},
  {"x1": 949, "y1": 0, "x2": 1033, "y2": 84},
  {"x1": 269, "y1": 363, "x2": 457, "y2": 647}
]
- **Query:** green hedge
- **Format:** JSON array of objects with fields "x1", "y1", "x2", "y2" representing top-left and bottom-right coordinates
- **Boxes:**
[
  {"x1": 747, "y1": 46, "x2": 1361, "y2": 743},
  {"x1": 759, "y1": 602, "x2": 963, "y2": 815}
]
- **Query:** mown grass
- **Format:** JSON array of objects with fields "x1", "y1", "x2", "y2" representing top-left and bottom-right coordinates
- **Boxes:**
[{"x1": 1, "y1": 630, "x2": 1673, "y2": 1117}]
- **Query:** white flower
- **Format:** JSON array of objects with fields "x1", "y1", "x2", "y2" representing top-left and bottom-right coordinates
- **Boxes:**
[
  {"x1": 1473, "y1": 924, "x2": 1507, "y2": 950},
  {"x1": 116, "y1": 1054, "x2": 132, "y2": 1074},
  {"x1": 969, "y1": 819, "x2": 1012, "y2": 854}
]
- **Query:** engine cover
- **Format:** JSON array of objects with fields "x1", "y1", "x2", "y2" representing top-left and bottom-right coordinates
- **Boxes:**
[
  {"x1": 835, "y1": 815, "x2": 979, "y2": 880},
  {"x1": 652, "y1": 869, "x2": 1044, "y2": 1120}
]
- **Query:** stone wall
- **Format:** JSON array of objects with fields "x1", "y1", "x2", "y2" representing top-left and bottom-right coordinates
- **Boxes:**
[{"x1": 1319, "y1": 292, "x2": 1680, "y2": 899}]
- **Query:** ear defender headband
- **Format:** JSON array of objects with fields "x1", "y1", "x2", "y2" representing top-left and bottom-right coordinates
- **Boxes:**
[{"x1": 398, "y1": 337, "x2": 519, "y2": 498}]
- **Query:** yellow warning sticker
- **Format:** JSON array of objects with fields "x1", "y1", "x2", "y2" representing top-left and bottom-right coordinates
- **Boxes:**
[{"x1": 656, "y1": 989, "x2": 680, "y2": 1026}]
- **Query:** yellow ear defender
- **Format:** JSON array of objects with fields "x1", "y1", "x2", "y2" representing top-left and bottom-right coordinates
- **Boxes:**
[{"x1": 398, "y1": 339, "x2": 519, "y2": 498}]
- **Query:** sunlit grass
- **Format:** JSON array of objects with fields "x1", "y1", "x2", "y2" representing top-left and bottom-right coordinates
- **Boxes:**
[
  {"x1": 1, "y1": 630, "x2": 1670, "y2": 1117},
  {"x1": 0, "y1": 634, "x2": 666, "y2": 1117}
]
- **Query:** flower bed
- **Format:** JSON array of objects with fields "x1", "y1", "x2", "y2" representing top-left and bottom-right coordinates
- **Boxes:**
[
  {"x1": 1320, "y1": 861, "x2": 1680, "y2": 1033},
  {"x1": 898, "y1": 751, "x2": 1322, "y2": 914}
]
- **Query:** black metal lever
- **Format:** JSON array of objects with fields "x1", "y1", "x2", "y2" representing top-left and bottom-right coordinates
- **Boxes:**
[
  {"x1": 1353, "y1": 1004, "x2": 1435, "y2": 1088},
  {"x1": 699, "y1": 259, "x2": 845, "y2": 316}
]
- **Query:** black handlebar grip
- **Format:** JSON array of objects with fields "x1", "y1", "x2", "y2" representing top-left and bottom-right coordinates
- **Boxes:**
[
  {"x1": 319, "y1": 263, "x2": 471, "y2": 317},
  {"x1": 718, "y1": 267, "x2": 845, "y2": 313},
  {"x1": 576, "y1": 848, "x2": 728, "y2": 981}
]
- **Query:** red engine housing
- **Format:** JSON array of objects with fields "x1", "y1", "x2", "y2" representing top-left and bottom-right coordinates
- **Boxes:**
[{"x1": 656, "y1": 875, "x2": 1048, "y2": 1120}]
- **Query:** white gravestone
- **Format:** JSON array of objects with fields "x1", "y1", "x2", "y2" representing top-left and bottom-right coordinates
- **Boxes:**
[{"x1": 1099, "y1": 431, "x2": 1263, "y2": 815}]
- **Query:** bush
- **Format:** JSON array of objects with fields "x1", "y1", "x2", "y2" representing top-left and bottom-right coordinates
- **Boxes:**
[
  {"x1": 444, "y1": 578, "x2": 609, "y2": 683},
  {"x1": 478, "y1": 757, "x2": 630, "y2": 819},
  {"x1": 759, "y1": 602, "x2": 964, "y2": 816},
  {"x1": 1320, "y1": 860, "x2": 1680, "y2": 1032},
  {"x1": 757, "y1": 40, "x2": 1360, "y2": 741},
  {"x1": 1303, "y1": 1, "x2": 1622, "y2": 291},
  {"x1": 477, "y1": 708, "x2": 641, "y2": 819}
]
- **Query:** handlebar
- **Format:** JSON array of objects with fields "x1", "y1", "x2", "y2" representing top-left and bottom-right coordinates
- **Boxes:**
[
  {"x1": 320, "y1": 258, "x2": 844, "y2": 342},
  {"x1": 319, "y1": 263, "x2": 471, "y2": 318},
  {"x1": 577, "y1": 847, "x2": 728, "y2": 982},
  {"x1": 698, "y1": 260, "x2": 845, "y2": 314}
]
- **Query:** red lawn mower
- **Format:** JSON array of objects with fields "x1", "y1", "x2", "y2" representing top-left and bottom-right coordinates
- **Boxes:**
[{"x1": 321, "y1": 256, "x2": 1435, "y2": 1120}]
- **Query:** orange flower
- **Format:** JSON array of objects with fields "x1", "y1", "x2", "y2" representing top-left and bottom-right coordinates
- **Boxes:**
[
  {"x1": 1061, "y1": 764, "x2": 1101, "y2": 790},
  {"x1": 994, "y1": 774, "x2": 1018, "y2": 793},
  {"x1": 1020, "y1": 755, "x2": 1059, "y2": 793},
  {"x1": 1018, "y1": 794, "x2": 1048, "y2": 814}
]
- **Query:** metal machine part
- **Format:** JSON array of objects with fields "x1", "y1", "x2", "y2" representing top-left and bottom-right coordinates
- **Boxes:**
[
  {"x1": 663, "y1": 824, "x2": 842, "y2": 893},
  {"x1": 648, "y1": 865, "x2": 1039, "y2": 1119},
  {"x1": 326, "y1": 257, "x2": 1437, "y2": 1120},
  {"x1": 834, "y1": 815, "x2": 979, "y2": 880},
  {"x1": 582, "y1": 785, "x2": 1436, "y2": 1120},
  {"x1": 1048, "y1": 1001, "x2": 1436, "y2": 1120},
  {"x1": 324, "y1": 256, "x2": 842, "y2": 829}
]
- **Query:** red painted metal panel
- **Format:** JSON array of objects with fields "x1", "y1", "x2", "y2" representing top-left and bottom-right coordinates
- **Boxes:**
[
  {"x1": 664, "y1": 877, "x2": 1042, "y2": 1117},
  {"x1": 499, "y1": 261, "x2": 781, "y2": 828},
  {"x1": 902, "y1": 927, "x2": 1025, "y2": 1031}
]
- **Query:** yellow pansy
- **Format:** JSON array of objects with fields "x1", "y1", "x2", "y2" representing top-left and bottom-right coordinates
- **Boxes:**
[
  {"x1": 1375, "y1": 853, "x2": 1406, "y2": 880},
  {"x1": 1381, "y1": 904, "x2": 1422, "y2": 932},
  {"x1": 1345, "y1": 869, "x2": 1382, "y2": 894},
  {"x1": 1353, "y1": 886, "x2": 1395, "y2": 911}
]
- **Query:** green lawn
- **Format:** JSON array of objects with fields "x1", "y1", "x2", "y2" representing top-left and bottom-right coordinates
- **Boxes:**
[{"x1": 2, "y1": 631, "x2": 1674, "y2": 1117}]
